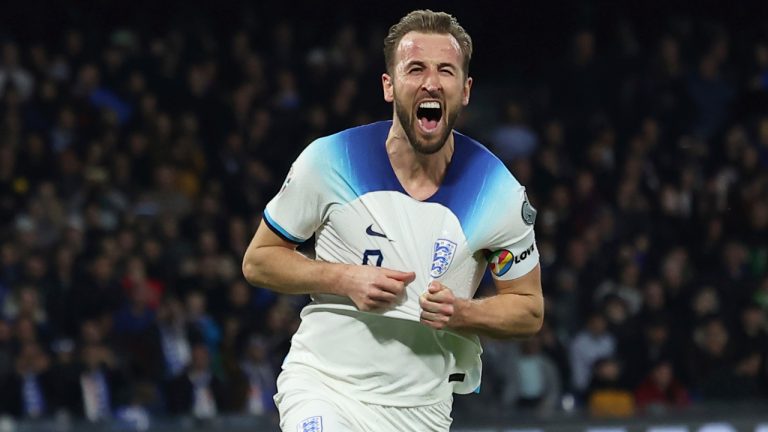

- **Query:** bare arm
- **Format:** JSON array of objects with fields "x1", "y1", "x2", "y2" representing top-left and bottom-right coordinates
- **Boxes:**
[
  {"x1": 419, "y1": 264, "x2": 544, "y2": 338},
  {"x1": 242, "y1": 219, "x2": 415, "y2": 311}
]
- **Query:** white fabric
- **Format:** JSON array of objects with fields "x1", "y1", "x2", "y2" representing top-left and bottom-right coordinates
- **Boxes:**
[
  {"x1": 266, "y1": 123, "x2": 539, "y2": 406},
  {"x1": 275, "y1": 364, "x2": 452, "y2": 432},
  {"x1": 190, "y1": 371, "x2": 217, "y2": 419}
]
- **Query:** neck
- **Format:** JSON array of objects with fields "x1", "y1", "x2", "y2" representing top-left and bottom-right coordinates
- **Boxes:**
[{"x1": 386, "y1": 117, "x2": 454, "y2": 201}]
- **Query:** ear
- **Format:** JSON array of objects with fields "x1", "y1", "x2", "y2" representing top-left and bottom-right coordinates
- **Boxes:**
[
  {"x1": 382, "y1": 73, "x2": 394, "y2": 103},
  {"x1": 462, "y1": 76, "x2": 473, "y2": 106}
]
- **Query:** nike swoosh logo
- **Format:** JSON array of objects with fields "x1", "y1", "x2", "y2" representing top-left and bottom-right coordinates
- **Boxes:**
[{"x1": 366, "y1": 224, "x2": 392, "y2": 241}]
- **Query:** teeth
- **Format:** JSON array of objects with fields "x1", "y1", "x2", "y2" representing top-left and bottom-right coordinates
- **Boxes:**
[{"x1": 419, "y1": 101, "x2": 441, "y2": 109}]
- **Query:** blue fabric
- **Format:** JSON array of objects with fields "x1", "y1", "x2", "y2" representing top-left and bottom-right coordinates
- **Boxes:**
[
  {"x1": 89, "y1": 88, "x2": 133, "y2": 125},
  {"x1": 22, "y1": 373, "x2": 46, "y2": 417},
  {"x1": 315, "y1": 121, "x2": 519, "y2": 242}
]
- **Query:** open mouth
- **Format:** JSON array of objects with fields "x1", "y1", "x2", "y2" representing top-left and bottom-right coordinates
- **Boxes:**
[{"x1": 416, "y1": 101, "x2": 442, "y2": 133}]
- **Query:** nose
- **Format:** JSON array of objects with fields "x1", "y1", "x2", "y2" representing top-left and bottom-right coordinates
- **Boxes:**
[{"x1": 421, "y1": 68, "x2": 442, "y2": 94}]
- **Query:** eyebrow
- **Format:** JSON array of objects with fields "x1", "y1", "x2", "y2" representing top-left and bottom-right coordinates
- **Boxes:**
[{"x1": 404, "y1": 60, "x2": 458, "y2": 70}]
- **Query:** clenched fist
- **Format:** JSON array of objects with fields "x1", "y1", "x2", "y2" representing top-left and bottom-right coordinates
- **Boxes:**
[
  {"x1": 419, "y1": 281, "x2": 456, "y2": 330},
  {"x1": 339, "y1": 265, "x2": 415, "y2": 312}
]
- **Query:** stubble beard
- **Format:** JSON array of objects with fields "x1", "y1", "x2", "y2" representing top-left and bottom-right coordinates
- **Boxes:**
[{"x1": 394, "y1": 97, "x2": 461, "y2": 155}]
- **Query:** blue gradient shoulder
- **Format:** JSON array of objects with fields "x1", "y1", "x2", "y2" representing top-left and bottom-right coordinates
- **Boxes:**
[
  {"x1": 300, "y1": 121, "x2": 391, "y2": 163},
  {"x1": 452, "y1": 131, "x2": 522, "y2": 191},
  {"x1": 431, "y1": 132, "x2": 525, "y2": 245},
  {"x1": 293, "y1": 121, "x2": 398, "y2": 201}
]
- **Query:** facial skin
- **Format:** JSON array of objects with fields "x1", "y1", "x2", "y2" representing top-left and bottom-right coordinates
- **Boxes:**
[{"x1": 383, "y1": 32, "x2": 472, "y2": 154}]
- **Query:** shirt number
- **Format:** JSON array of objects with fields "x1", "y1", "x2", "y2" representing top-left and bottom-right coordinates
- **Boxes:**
[{"x1": 362, "y1": 250, "x2": 383, "y2": 267}]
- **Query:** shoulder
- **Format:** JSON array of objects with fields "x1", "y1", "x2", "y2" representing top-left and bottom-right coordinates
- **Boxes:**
[
  {"x1": 452, "y1": 131, "x2": 523, "y2": 194},
  {"x1": 296, "y1": 121, "x2": 395, "y2": 195},
  {"x1": 301, "y1": 121, "x2": 391, "y2": 164},
  {"x1": 435, "y1": 131, "x2": 533, "y2": 243}
]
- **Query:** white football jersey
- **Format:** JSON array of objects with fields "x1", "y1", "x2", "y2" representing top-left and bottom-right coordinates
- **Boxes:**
[{"x1": 265, "y1": 121, "x2": 539, "y2": 406}]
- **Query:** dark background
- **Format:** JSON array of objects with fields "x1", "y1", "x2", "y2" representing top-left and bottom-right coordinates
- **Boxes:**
[{"x1": 0, "y1": 0, "x2": 767, "y2": 427}]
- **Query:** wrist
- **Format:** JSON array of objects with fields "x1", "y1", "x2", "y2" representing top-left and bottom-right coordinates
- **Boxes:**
[
  {"x1": 318, "y1": 262, "x2": 351, "y2": 297},
  {"x1": 448, "y1": 297, "x2": 473, "y2": 331}
]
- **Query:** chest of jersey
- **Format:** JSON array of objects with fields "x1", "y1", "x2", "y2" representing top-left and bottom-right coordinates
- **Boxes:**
[{"x1": 312, "y1": 190, "x2": 487, "y2": 322}]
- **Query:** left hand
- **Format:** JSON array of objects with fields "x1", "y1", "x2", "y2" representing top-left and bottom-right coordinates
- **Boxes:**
[{"x1": 419, "y1": 281, "x2": 456, "y2": 330}]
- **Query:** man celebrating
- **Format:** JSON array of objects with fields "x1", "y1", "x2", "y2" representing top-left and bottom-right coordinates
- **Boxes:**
[{"x1": 243, "y1": 9, "x2": 543, "y2": 431}]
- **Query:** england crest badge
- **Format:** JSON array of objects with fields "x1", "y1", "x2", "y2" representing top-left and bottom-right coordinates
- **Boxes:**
[{"x1": 430, "y1": 238, "x2": 457, "y2": 278}]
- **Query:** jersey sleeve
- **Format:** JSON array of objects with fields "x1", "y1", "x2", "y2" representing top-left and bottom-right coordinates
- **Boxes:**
[
  {"x1": 484, "y1": 185, "x2": 539, "y2": 281},
  {"x1": 263, "y1": 142, "x2": 331, "y2": 243}
]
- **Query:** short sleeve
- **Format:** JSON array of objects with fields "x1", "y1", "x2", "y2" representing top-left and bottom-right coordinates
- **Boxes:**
[
  {"x1": 484, "y1": 186, "x2": 539, "y2": 280},
  {"x1": 263, "y1": 143, "x2": 329, "y2": 243}
]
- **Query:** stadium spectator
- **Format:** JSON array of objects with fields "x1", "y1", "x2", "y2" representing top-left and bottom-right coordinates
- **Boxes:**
[
  {"x1": 0, "y1": 42, "x2": 34, "y2": 101},
  {"x1": 511, "y1": 335, "x2": 562, "y2": 415},
  {"x1": 74, "y1": 343, "x2": 128, "y2": 422},
  {"x1": 620, "y1": 315, "x2": 678, "y2": 388},
  {"x1": 634, "y1": 359, "x2": 690, "y2": 414},
  {"x1": 165, "y1": 342, "x2": 227, "y2": 418},
  {"x1": 236, "y1": 335, "x2": 278, "y2": 416},
  {"x1": 490, "y1": 101, "x2": 539, "y2": 164},
  {"x1": 569, "y1": 312, "x2": 616, "y2": 396},
  {"x1": 140, "y1": 295, "x2": 197, "y2": 382},
  {"x1": 0, "y1": 342, "x2": 54, "y2": 419},
  {"x1": 586, "y1": 357, "x2": 635, "y2": 418}
]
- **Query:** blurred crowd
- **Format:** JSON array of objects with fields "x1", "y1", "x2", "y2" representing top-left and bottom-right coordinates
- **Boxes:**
[{"x1": 0, "y1": 0, "x2": 767, "y2": 426}]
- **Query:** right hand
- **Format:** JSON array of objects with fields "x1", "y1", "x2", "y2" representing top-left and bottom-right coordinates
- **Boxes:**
[{"x1": 339, "y1": 265, "x2": 416, "y2": 311}]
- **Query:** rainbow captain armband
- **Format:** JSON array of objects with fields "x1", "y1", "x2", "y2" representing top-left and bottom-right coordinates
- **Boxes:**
[{"x1": 485, "y1": 241, "x2": 537, "y2": 279}]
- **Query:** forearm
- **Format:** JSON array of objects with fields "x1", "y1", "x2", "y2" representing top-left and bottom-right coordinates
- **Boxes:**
[
  {"x1": 450, "y1": 293, "x2": 544, "y2": 339},
  {"x1": 242, "y1": 245, "x2": 348, "y2": 296}
]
